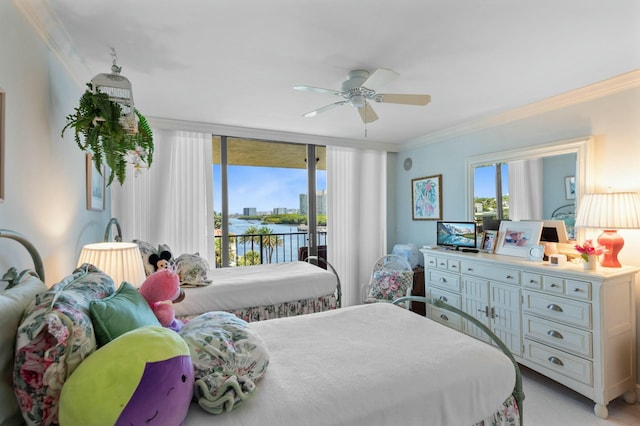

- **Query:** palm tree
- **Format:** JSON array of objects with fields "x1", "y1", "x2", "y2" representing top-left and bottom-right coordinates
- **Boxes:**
[{"x1": 258, "y1": 226, "x2": 283, "y2": 263}]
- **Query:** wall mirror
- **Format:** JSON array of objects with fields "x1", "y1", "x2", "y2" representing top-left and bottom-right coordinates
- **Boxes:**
[{"x1": 466, "y1": 137, "x2": 593, "y2": 240}]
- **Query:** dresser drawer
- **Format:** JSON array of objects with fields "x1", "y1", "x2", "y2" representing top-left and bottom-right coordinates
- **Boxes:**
[
  {"x1": 542, "y1": 276, "x2": 565, "y2": 294},
  {"x1": 428, "y1": 270, "x2": 461, "y2": 292},
  {"x1": 435, "y1": 257, "x2": 450, "y2": 269},
  {"x1": 523, "y1": 291, "x2": 592, "y2": 329},
  {"x1": 564, "y1": 279, "x2": 592, "y2": 301},
  {"x1": 525, "y1": 339, "x2": 593, "y2": 386},
  {"x1": 424, "y1": 255, "x2": 437, "y2": 268},
  {"x1": 523, "y1": 272, "x2": 542, "y2": 289},
  {"x1": 429, "y1": 287, "x2": 461, "y2": 308},
  {"x1": 429, "y1": 306, "x2": 463, "y2": 331},
  {"x1": 461, "y1": 261, "x2": 520, "y2": 285},
  {"x1": 523, "y1": 315, "x2": 592, "y2": 357}
]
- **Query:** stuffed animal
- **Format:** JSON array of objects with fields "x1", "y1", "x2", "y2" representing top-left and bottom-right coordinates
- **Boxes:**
[
  {"x1": 59, "y1": 326, "x2": 194, "y2": 426},
  {"x1": 149, "y1": 249, "x2": 173, "y2": 271},
  {"x1": 139, "y1": 269, "x2": 185, "y2": 332}
]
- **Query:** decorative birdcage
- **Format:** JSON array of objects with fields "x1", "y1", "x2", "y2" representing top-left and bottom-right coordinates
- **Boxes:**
[{"x1": 90, "y1": 48, "x2": 137, "y2": 134}]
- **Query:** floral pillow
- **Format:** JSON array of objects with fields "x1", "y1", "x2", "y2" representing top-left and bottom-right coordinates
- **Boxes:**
[
  {"x1": 13, "y1": 264, "x2": 115, "y2": 426},
  {"x1": 179, "y1": 311, "x2": 269, "y2": 414},
  {"x1": 366, "y1": 270, "x2": 413, "y2": 302},
  {"x1": 175, "y1": 253, "x2": 211, "y2": 287},
  {"x1": 0, "y1": 274, "x2": 47, "y2": 426}
]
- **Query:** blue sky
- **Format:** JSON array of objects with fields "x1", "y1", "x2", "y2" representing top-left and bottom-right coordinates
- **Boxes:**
[
  {"x1": 213, "y1": 165, "x2": 327, "y2": 214},
  {"x1": 474, "y1": 164, "x2": 509, "y2": 198}
]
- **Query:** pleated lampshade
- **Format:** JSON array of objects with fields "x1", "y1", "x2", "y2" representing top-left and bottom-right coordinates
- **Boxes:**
[{"x1": 77, "y1": 242, "x2": 146, "y2": 287}]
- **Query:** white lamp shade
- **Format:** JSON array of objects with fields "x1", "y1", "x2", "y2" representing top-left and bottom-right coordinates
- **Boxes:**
[
  {"x1": 77, "y1": 242, "x2": 146, "y2": 287},
  {"x1": 575, "y1": 192, "x2": 640, "y2": 229}
]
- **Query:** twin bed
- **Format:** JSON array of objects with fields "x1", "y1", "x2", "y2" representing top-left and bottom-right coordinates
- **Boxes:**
[{"x1": 1, "y1": 229, "x2": 522, "y2": 426}]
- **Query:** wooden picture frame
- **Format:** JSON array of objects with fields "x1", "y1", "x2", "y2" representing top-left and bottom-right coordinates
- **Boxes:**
[
  {"x1": 495, "y1": 221, "x2": 543, "y2": 258},
  {"x1": 481, "y1": 230, "x2": 498, "y2": 253},
  {"x1": 86, "y1": 153, "x2": 105, "y2": 211},
  {"x1": 411, "y1": 174, "x2": 442, "y2": 220},
  {"x1": 564, "y1": 176, "x2": 576, "y2": 200},
  {"x1": 0, "y1": 88, "x2": 5, "y2": 202}
]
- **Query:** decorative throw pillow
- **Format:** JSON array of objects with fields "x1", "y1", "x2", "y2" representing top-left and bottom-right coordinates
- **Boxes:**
[
  {"x1": 0, "y1": 274, "x2": 47, "y2": 426},
  {"x1": 175, "y1": 253, "x2": 211, "y2": 286},
  {"x1": 59, "y1": 326, "x2": 194, "y2": 426},
  {"x1": 89, "y1": 281, "x2": 161, "y2": 346},
  {"x1": 367, "y1": 270, "x2": 414, "y2": 302},
  {"x1": 179, "y1": 311, "x2": 269, "y2": 414},
  {"x1": 13, "y1": 264, "x2": 115, "y2": 426}
]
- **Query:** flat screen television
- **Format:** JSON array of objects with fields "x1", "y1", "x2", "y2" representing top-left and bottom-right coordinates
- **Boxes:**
[{"x1": 436, "y1": 221, "x2": 477, "y2": 250}]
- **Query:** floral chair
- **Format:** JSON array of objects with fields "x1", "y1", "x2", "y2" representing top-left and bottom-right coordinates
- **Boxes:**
[{"x1": 362, "y1": 254, "x2": 413, "y2": 309}]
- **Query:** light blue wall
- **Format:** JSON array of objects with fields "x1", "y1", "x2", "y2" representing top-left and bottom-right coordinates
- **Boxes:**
[
  {"x1": 0, "y1": 2, "x2": 109, "y2": 284},
  {"x1": 390, "y1": 86, "x2": 640, "y2": 265}
]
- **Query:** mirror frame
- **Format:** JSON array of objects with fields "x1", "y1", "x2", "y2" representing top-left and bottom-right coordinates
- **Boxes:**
[{"x1": 465, "y1": 137, "x2": 594, "y2": 223}]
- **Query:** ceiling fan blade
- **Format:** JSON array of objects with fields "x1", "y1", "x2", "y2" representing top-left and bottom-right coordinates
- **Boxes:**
[
  {"x1": 293, "y1": 85, "x2": 343, "y2": 97},
  {"x1": 376, "y1": 93, "x2": 431, "y2": 106},
  {"x1": 362, "y1": 68, "x2": 399, "y2": 91},
  {"x1": 358, "y1": 103, "x2": 379, "y2": 123},
  {"x1": 303, "y1": 101, "x2": 347, "y2": 118}
]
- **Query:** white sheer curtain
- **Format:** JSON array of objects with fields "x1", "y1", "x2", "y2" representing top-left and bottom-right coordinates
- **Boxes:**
[
  {"x1": 111, "y1": 130, "x2": 213, "y2": 263},
  {"x1": 508, "y1": 158, "x2": 543, "y2": 220},
  {"x1": 326, "y1": 146, "x2": 387, "y2": 307}
]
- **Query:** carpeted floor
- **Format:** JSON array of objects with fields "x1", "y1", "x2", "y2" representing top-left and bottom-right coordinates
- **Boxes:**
[{"x1": 521, "y1": 366, "x2": 640, "y2": 425}]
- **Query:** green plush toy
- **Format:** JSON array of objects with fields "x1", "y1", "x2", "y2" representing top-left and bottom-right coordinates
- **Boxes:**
[{"x1": 59, "y1": 326, "x2": 194, "y2": 426}]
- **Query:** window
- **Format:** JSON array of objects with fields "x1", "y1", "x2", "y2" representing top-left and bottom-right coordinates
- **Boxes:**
[
  {"x1": 212, "y1": 136, "x2": 326, "y2": 267},
  {"x1": 474, "y1": 163, "x2": 509, "y2": 228}
]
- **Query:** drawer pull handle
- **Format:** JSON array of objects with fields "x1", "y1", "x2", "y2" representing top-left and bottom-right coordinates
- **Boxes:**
[
  {"x1": 439, "y1": 278, "x2": 448, "y2": 283},
  {"x1": 439, "y1": 263, "x2": 446, "y2": 266},
  {"x1": 573, "y1": 288, "x2": 582, "y2": 292},
  {"x1": 440, "y1": 314, "x2": 449, "y2": 321},
  {"x1": 548, "y1": 356, "x2": 564, "y2": 366},
  {"x1": 547, "y1": 330, "x2": 564, "y2": 339},
  {"x1": 546, "y1": 303, "x2": 564, "y2": 312},
  {"x1": 466, "y1": 268, "x2": 473, "y2": 272},
  {"x1": 505, "y1": 275, "x2": 514, "y2": 279},
  {"x1": 439, "y1": 296, "x2": 448, "y2": 302},
  {"x1": 529, "y1": 279, "x2": 537, "y2": 284},
  {"x1": 451, "y1": 265, "x2": 457, "y2": 269},
  {"x1": 478, "y1": 306, "x2": 489, "y2": 317},
  {"x1": 550, "y1": 283, "x2": 558, "y2": 288}
]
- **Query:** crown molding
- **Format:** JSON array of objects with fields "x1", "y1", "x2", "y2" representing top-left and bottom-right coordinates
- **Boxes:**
[
  {"x1": 12, "y1": 0, "x2": 90, "y2": 87},
  {"x1": 402, "y1": 69, "x2": 640, "y2": 150}
]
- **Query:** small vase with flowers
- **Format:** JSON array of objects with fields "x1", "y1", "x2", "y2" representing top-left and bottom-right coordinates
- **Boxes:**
[{"x1": 575, "y1": 240, "x2": 604, "y2": 270}]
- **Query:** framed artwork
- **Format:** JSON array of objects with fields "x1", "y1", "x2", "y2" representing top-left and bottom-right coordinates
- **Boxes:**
[
  {"x1": 86, "y1": 153, "x2": 105, "y2": 211},
  {"x1": 0, "y1": 88, "x2": 5, "y2": 202},
  {"x1": 495, "y1": 221, "x2": 543, "y2": 258},
  {"x1": 564, "y1": 176, "x2": 576, "y2": 200},
  {"x1": 481, "y1": 230, "x2": 498, "y2": 253},
  {"x1": 411, "y1": 174, "x2": 442, "y2": 220}
]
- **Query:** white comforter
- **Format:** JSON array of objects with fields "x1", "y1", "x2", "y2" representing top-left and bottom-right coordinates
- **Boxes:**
[
  {"x1": 185, "y1": 303, "x2": 515, "y2": 426},
  {"x1": 175, "y1": 262, "x2": 338, "y2": 316}
]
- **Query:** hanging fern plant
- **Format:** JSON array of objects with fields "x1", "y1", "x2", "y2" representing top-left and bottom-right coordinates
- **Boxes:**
[{"x1": 62, "y1": 84, "x2": 154, "y2": 185}]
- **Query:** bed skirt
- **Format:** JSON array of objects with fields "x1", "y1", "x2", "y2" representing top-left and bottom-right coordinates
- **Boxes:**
[{"x1": 177, "y1": 293, "x2": 338, "y2": 323}]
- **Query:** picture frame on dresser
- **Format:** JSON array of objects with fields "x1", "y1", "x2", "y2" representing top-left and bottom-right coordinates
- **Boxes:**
[
  {"x1": 411, "y1": 174, "x2": 442, "y2": 220},
  {"x1": 495, "y1": 221, "x2": 543, "y2": 258},
  {"x1": 481, "y1": 230, "x2": 498, "y2": 253}
]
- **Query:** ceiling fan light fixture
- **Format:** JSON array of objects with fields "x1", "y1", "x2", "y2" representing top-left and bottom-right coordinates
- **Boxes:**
[{"x1": 349, "y1": 94, "x2": 366, "y2": 108}]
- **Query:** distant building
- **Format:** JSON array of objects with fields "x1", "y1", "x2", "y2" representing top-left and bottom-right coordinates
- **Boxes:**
[
  {"x1": 243, "y1": 207, "x2": 257, "y2": 216},
  {"x1": 273, "y1": 207, "x2": 287, "y2": 214},
  {"x1": 299, "y1": 190, "x2": 327, "y2": 215}
]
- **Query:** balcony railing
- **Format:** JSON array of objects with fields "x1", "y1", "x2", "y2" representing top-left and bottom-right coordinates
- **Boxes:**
[{"x1": 215, "y1": 231, "x2": 327, "y2": 266}]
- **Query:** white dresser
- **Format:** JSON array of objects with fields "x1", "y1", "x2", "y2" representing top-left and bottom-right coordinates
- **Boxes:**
[{"x1": 420, "y1": 248, "x2": 638, "y2": 419}]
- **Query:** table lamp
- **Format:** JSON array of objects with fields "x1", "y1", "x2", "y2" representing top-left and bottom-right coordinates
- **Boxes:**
[
  {"x1": 575, "y1": 192, "x2": 640, "y2": 267},
  {"x1": 77, "y1": 218, "x2": 146, "y2": 287}
]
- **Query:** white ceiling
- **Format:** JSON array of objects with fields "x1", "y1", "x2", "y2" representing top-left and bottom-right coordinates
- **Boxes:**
[{"x1": 16, "y1": 0, "x2": 640, "y2": 150}]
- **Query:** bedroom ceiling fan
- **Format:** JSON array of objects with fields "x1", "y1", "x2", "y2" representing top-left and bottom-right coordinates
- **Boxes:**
[{"x1": 293, "y1": 68, "x2": 431, "y2": 123}]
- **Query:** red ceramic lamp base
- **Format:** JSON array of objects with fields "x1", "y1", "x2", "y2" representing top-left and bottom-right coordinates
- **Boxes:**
[{"x1": 597, "y1": 230, "x2": 623, "y2": 268}]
